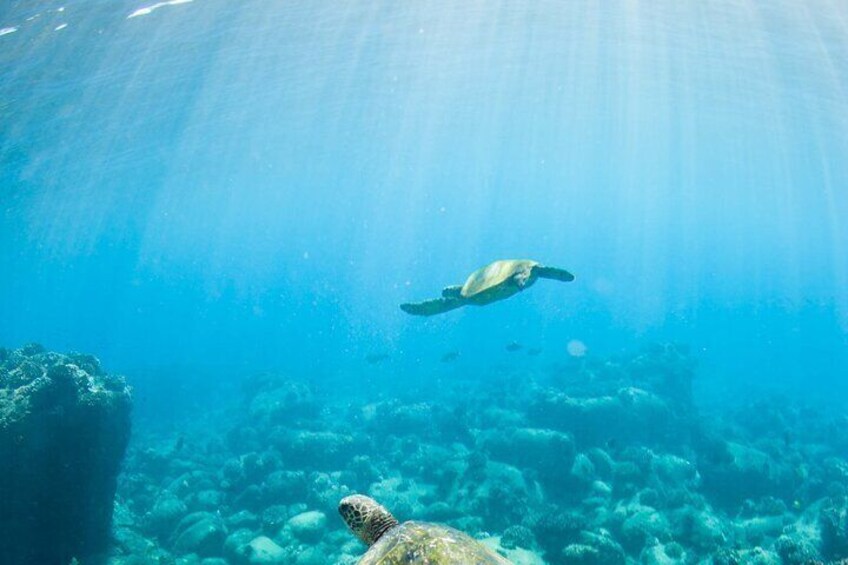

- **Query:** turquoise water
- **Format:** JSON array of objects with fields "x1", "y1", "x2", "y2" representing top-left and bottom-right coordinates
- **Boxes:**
[{"x1": 2, "y1": 1, "x2": 848, "y2": 564}]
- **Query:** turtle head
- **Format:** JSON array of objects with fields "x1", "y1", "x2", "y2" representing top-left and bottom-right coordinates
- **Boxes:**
[{"x1": 339, "y1": 495, "x2": 399, "y2": 546}]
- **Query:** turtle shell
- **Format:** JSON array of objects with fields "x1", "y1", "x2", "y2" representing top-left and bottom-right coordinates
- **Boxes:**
[
  {"x1": 358, "y1": 521, "x2": 511, "y2": 565},
  {"x1": 460, "y1": 259, "x2": 538, "y2": 298}
]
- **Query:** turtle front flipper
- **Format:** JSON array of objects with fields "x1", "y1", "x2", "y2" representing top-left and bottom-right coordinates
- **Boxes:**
[
  {"x1": 533, "y1": 265, "x2": 575, "y2": 282},
  {"x1": 400, "y1": 297, "x2": 465, "y2": 316}
]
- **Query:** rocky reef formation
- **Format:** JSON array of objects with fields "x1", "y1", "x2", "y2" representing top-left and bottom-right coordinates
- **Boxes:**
[
  {"x1": 106, "y1": 344, "x2": 848, "y2": 564},
  {"x1": 0, "y1": 345, "x2": 132, "y2": 564}
]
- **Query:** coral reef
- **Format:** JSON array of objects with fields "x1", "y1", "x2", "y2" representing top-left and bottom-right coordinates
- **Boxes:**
[
  {"x1": 29, "y1": 342, "x2": 842, "y2": 564},
  {"x1": 0, "y1": 345, "x2": 132, "y2": 564}
]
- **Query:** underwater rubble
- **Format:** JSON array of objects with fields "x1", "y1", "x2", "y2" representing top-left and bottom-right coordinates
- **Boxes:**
[
  {"x1": 20, "y1": 342, "x2": 845, "y2": 564},
  {"x1": 0, "y1": 345, "x2": 132, "y2": 564}
]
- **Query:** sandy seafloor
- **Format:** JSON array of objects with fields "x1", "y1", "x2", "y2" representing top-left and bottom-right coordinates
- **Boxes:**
[{"x1": 101, "y1": 343, "x2": 848, "y2": 565}]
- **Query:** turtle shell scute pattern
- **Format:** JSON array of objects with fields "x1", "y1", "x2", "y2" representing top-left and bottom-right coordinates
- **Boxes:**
[{"x1": 358, "y1": 521, "x2": 512, "y2": 565}]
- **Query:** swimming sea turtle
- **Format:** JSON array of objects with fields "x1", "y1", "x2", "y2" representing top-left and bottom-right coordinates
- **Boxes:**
[
  {"x1": 339, "y1": 494, "x2": 512, "y2": 564},
  {"x1": 400, "y1": 259, "x2": 574, "y2": 316}
]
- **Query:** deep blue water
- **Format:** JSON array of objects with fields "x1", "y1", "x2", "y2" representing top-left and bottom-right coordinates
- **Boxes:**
[{"x1": 1, "y1": 0, "x2": 847, "y2": 411}]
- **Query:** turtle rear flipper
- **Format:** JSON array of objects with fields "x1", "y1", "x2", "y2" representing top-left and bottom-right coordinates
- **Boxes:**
[
  {"x1": 441, "y1": 285, "x2": 463, "y2": 298},
  {"x1": 534, "y1": 265, "x2": 575, "y2": 282},
  {"x1": 400, "y1": 297, "x2": 465, "y2": 316}
]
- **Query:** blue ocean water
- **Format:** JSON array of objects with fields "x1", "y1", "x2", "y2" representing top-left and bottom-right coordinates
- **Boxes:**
[
  {"x1": 1, "y1": 1, "x2": 848, "y2": 563},
  {"x1": 2, "y1": 1, "x2": 846, "y2": 403}
]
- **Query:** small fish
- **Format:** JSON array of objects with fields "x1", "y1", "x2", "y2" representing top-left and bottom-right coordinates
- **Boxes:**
[
  {"x1": 527, "y1": 348, "x2": 542, "y2": 356},
  {"x1": 783, "y1": 430, "x2": 792, "y2": 447},
  {"x1": 441, "y1": 351, "x2": 460, "y2": 363},
  {"x1": 505, "y1": 342, "x2": 523, "y2": 352},
  {"x1": 365, "y1": 353, "x2": 390, "y2": 365},
  {"x1": 174, "y1": 436, "x2": 184, "y2": 453}
]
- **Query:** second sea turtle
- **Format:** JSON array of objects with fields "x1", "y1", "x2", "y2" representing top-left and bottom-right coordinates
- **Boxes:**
[{"x1": 339, "y1": 494, "x2": 512, "y2": 564}]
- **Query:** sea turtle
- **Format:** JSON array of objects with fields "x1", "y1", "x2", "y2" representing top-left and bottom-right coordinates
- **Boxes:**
[
  {"x1": 339, "y1": 494, "x2": 512, "y2": 564},
  {"x1": 400, "y1": 259, "x2": 574, "y2": 316}
]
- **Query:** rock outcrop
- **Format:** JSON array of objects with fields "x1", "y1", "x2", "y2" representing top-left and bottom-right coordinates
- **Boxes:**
[{"x1": 0, "y1": 345, "x2": 132, "y2": 564}]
